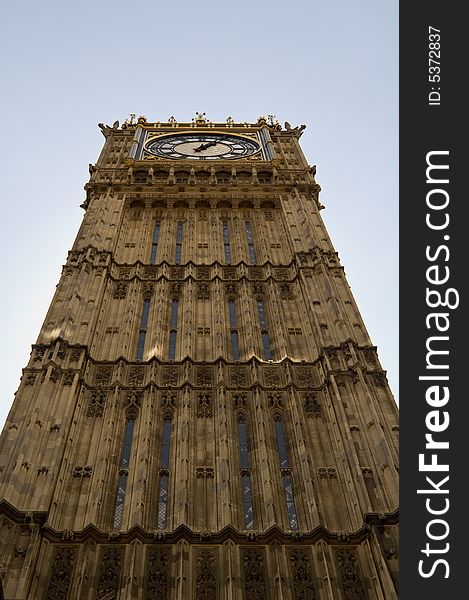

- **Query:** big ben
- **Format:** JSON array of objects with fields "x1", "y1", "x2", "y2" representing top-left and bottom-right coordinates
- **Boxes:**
[{"x1": 0, "y1": 113, "x2": 399, "y2": 599}]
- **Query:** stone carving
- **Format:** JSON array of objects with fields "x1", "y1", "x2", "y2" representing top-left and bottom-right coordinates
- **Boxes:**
[
  {"x1": 197, "y1": 393, "x2": 213, "y2": 417},
  {"x1": 161, "y1": 391, "x2": 176, "y2": 410},
  {"x1": 318, "y1": 467, "x2": 337, "y2": 479},
  {"x1": 195, "y1": 549, "x2": 218, "y2": 600},
  {"x1": 268, "y1": 392, "x2": 283, "y2": 411},
  {"x1": 252, "y1": 282, "x2": 264, "y2": 296},
  {"x1": 70, "y1": 349, "x2": 81, "y2": 362},
  {"x1": 63, "y1": 371, "x2": 75, "y2": 386},
  {"x1": 279, "y1": 282, "x2": 294, "y2": 300},
  {"x1": 196, "y1": 466, "x2": 214, "y2": 478},
  {"x1": 45, "y1": 546, "x2": 77, "y2": 600},
  {"x1": 145, "y1": 547, "x2": 171, "y2": 600},
  {"x1": 288, "y1": 547, "x2": 316, "y2": 600},
  {"x1": 327, "y1": 348, "x2": 340, "y2": 366},
  {"x1": 223, "y1": 267, "x2": 236, "y2": 279},
  {"x1": 233, "y1": 393, "x2": 247, "y2": 410},
  {"x1": 34, "y1": 345, "x2": 47, "y2": 362},
  {"x1": 370, "y1": 371, "x2": 386, "y2": 388},
  {"x1": 25, "y1": 373, "x2": 37, "y2": 385},
  {"x1": 87, "y1": 390, "x2": 106, "y2": 417},
  {"x1": 297, "y1": 367, "x2": 315, "y2": 386},
  {"x1": 171, "y1": 267, "x2": 184, "y2": 279},
  {"x1": 162, "y1": 367, "x2": 179, "y2": 386},
  {"x1": 113, "y1": 281, "x2": 128, "y2": 299},
  {"x1": 334, "y1": 547, "x2": 367, "y2": 600},
  {"x1": 50, "y1": 368, "x2": 61, "y2": 383},
  {"x1": 196, "y1": 367, "x2": 212, "y2": 387},
  {"x1": 197, "y1": 266, "x2": 210, "y2": 278},
  {"x1": 94, "y1": 366, "x2": 113, "y2": 386},
  {"x1": 363, "y1": 348, "x2": 377, "y2": 366},
  {"x1": 241, "y1": 547, "x2": 267, "y2": 599},
  {"x1": 119, "y1": 268, "x2": 131, "y2": 279},
  {"x1": 303, "y1": 392, "x2": 321, "y2": 418},
  {"x1": 264, "y1": 368, "x2": 281, "y2": 386},
  {"x1": 96, "y1": 546, "x2": 124, "y2": 600},
  {"x1": 143, "y1": 282, "x2": 154, "y2": 299},
  {"x1": 230, "y1": 367, "x2": 247, "y2": 387},
  {"x1": 197, "y1": 283, "x2": 210, "y2": 300},
  {"x1": 73, "y1": 465, "x2": 93, "y2": 478},
  {"x1": 275, "y1": 268, "x2": 288, "y2": 279},
  {"x1": 341, "y1": 342, "x2": 352, "y2": 363},
  {"x1": 128, "y1": 367, "x2": 144, "y2": 386},
  {"x1": 144, "y1": 266, "x2": 156, "y2": 279}
]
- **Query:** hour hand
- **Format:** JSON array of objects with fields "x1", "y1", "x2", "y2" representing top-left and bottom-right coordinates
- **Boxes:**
[{"x1": 194, "y1": 141, "x2": 217, "y2": 152}]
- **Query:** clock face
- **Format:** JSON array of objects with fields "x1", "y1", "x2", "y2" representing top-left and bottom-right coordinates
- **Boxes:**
[{"x1": 145, "y1": 133, "x2": 260, "y2": 160}]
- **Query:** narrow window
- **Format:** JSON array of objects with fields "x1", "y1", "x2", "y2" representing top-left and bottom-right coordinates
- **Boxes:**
[
  {"x1": 274, "y1": 418, "x2": 298, "y2": 530},
  {"x1": 238, "y1": 417, "x2": 254, "y2": 529},
  {"x1": 244, "y1": 221, "x2": 257, "y2": 264},
  {"x1": 222, "y1": 221, "x2": 232, "y2": 264},
  {"x1": 256, "y1": 300, "x2": 272, "y2": 360},
  {"x1": 228, "y1": 299, "x2": 240, "y2": 360},
  {"x1": 175, "y1": 222, "x2": 183, "y2": 264},
  {"x1": 157, "y1": 417, "x2": 172, "y2": 529},
  {"x1": 136, "y1": 299, "x2": 151, "y2": 361},
  {"x1": 150, "y1": 221, "x2": 160, "y2": 264},
  {"x1": 168, "y1": 299, "x2": 179, "y2": 360},
  {"x1": 113, "y1": 418, "x2": 135, "y2": 529}
]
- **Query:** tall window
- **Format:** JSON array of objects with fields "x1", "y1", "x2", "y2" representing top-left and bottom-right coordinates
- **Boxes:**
[
  {"x1": 244, "y1": 221, "x2": 257, "y2": 264},
  {"x1": 175, "y1": 222, "x2": 183, "y2": 264},
  {"x1": 228, "y1": 299, "x2": 240, "y2": 360},
  {"x1": 256, "y1": 300, "x2": 272, "y2": 360},
  {"x1": 238, "y1": 417, "x2": 254, "y2": 529},
  {"x1": 222, "y1": 221, "x2": 232, "y2": 264},
  {"x1": 113, "y1": 418, "x2": 136, "y2": 529},
  {"x1": 274, "y1": 418, "x2": 298, "y2": 530},
  {"x1": 157, "y1": 417, "x2": 172, "y2": 529},
  {"x1": 136, "y1": 299, "x2": 151, "y2": 361},
  {"x1": 150, "y1": 221, "x2": 160, "y2": 264},
  {"x1": 168, "y1": 299, "x2": 179, "y2": 360}
]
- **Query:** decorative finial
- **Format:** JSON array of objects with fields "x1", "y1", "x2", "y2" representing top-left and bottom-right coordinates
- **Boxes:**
[
  {"x1": 267, "y1": 114, "x2": 279, "y2": 127},
  {"x1": 226, "y1": 116, "x2": 234, "y2": 125},
  {"x1": 168, "y1": 116, "x2": 177, "y2": 123},
  {"x1": 257, "y1": 116, "x2": 267, "y2": 125},
  {"x1": 193, "y1": 112, "x2": 207, "y2": 123},
  {"x1": 128, "y1": 113, "x2": 136, "y2": 125},
  {"x1": 137, "y1": 115, "x2": 147, "y2": 124}
]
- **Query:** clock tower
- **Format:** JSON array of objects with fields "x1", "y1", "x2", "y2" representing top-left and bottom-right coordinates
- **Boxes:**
[{"x1": 0, "y1": 114, "x2": 399, "y2": 599}]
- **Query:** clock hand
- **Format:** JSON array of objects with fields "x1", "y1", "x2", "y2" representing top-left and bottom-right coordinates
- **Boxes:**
[{"x1": 194, "y1": 141, "x2": 218, "y2": 152}]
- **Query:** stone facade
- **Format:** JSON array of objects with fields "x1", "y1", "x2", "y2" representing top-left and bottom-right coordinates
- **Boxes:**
[{"x1": 0, "y1": 114, "x2": 399, "y2": 598}]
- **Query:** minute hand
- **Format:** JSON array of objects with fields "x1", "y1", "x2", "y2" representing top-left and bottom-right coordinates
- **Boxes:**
[{"x1": 194, "y1": 141, "x2": 218, "y2": 152}]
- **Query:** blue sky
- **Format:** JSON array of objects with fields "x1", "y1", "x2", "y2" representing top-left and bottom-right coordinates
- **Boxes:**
[{"x1": 0, "y1": 1, "x2": 398, "y2": 429}]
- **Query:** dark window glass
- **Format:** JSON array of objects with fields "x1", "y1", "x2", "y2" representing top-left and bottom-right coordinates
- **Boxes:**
[
  {"x1": 175, "y1": 222, "x2": 183, "y2": 264},
  {"x1": 121, "y1": 420, "x2": 135, "y2": 468},
  {"x1": 229, "y1": 299, "x2": 239, "y2": 360},
  {"x1": 257, "y1": 301, "x2": 272, "y2": 360},
  {"x1": 150, "y1": 221, "x2": 160, "y2": 264},
  {"x1": 113, "y1": 418, "x2": 135, "y2": 529},
  {"x1": 168, "y1": 330, "x2": 177, "y2": 360},
  {"x1": 238, "y1": 418, "x2": 254, "y2": 529},
  {"x1": 223, "y1": 221, "x2": 231, "y2": 264},
  {"x1": 242, "y1": 474, "x2": 254, "y2": 529},
  {"x1": 274, "y1": 420, "x2": 289, "y2": 468},
  {"x1": 283, "y1": 474, "x2": 299, "y2": 529},
  {"x1": 245, "y1": 221, "x2": 257, "y2": 263},
  {"x1": 238, "y1": 421, "x2": 249, "y2": 469},
  {"x1": 161, "y1": 421, "x2": 172, "y2": 469},
  {"x1": 157, "y1": 419, "x2": 172, "y2": 529},
  {"x1": 170, "y1": 300, "x2": 179, "y2": 329},
  {"x1": 231, "y1": 331, "x2": 240, "y2": 361},
  {"x1": 136, "y1": 300, "x2": 151, "y2": 360}
]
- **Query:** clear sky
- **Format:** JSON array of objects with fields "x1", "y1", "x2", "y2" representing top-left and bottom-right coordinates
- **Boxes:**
[{"x1": 0, "y1": 1, "x2": 398, "y2": 430}]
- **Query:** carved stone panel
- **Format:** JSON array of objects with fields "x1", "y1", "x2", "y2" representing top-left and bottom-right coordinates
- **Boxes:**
[
  {"x1": 195, "y1": 548, "x2": 218, "y2": 600},
  {"x1": 287, "y1": 547, "x2": 316, "y2": 600},
  {"x1": 145, "y1": 546, "x2": 171, "y2": 600},
  {"x1": 94, "y1": 367, "x2": 113, "y2": 386},
  {"x1": 96, "y1": 546, "x2": 124, "y2": 600},
  {"x1": 334, "y1": 547, "x2": 367, "y2": 600},
  {"x1": 45, "y1": 546, "x2": 77, "y2": 600},
  {"x1": 240, "y1": 547, "x2": 267, "y2": 600},
  {"x1": 87, "y1": 390, "x2": 106, "y2": 417},
  {"x1": 230, "y1": 367, "x2": 247, "y2": 387}
]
